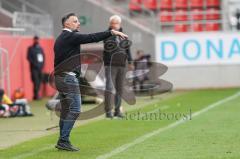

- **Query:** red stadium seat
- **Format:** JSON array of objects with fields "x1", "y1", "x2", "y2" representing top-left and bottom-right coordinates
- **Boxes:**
[
  {"x1": 205, "y1": 23, "x2": 220, "y2": 31},
  {"x1": 158, "y1": 10, "x2": 172, "y2": 22},
  {"x1": 175, "y1": 0, "x2": 188, "y2": 9},
  {"x1": 159, "y1": 0, "x2": 172, "y2": 10},
  {"x1": 175, "y1": 10, "x2": 188, "y2": 21},
  {"x1": 192, "y1": 23, "x2": 204, "y2": 32},
  {"x1": 206, "y1": 8, "x2": 220, "y2": 20},
  {"x1": 129, "y1": 0, "x2": 142, "y2": 12},
  {"x1": 206, "y1": 0, "x2": 220, "y2": 8},
  {"x1": 174, "y1": 24, "x2": 189, "y2": 32},
  {"x1": 190, "y1": 0, "x2": 204, "y2": 8},
  {"x1": 191, "y1": 9, "x2": 204, "y2": 20},
  {"x1": 143, "y1": 0, "x2": 158, "y2": 10}
]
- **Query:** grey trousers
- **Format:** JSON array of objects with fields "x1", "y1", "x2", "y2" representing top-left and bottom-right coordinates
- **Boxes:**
[{"x1": 104, "y1": 66, "x2": 126, "y2": 113}]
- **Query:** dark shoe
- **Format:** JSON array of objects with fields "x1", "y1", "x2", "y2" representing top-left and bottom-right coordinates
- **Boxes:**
[
  {"x1": 33, "y1": 96, "x2": 41, "y2": 100},
  {"x1": 55, "y1": 140, "x2": 80, "y2": 151},
  {"x1": 114, "y1": 112, "x2": 125, "y2": 118},
  {"x1": 105, "y1": 112, "x2": 113, "y2": 119},
  {"x1": 22, "y1": 112, "x2": 34, "y2": 117},
  {"x1": 25, "y1": 113, "x2": 34, "y2": 117}
]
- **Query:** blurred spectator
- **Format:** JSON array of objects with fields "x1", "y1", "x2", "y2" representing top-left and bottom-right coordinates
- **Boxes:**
[
  {"x1": 229, "y1": 15, "x2": 238, "y2": 30},
  {"x1": 12, "y1": 88, "x2": 25, "y2": 100},
  {"x1": 0, "y1": 88, "x2": 33, "y2": 117},
  {"x1": 46, "y1": 92, "x2": 61, "y2": 111},
  {"x1": 27, "y1": 36, "x2": 45, "y2": 100},
  {"x1": 133, "y1": 50, "x2": 151, "y2": 91},
  {"x1": 235, "y1": 8, "x2": 240, "y2": 30}
]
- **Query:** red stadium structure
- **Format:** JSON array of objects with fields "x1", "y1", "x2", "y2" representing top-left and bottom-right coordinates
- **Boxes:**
[
  {"x1": 143, "y1": 0, "x2": 158, "y2": 11},
  {"x1": 174, "y1": 24, "x2": 189, "y2": 32},
  {"x1": 175, "y1": 0, "x2": 188, "y2": 9},
  {"x1": 159, "y1": 0, "x2": 172, "y2": 10},
  {"x1": 190, "y1": 0, "x2": 204, "y2": 9},
  {"x1": 0, "y1": 34, "x2": 55, "y2": 100},
  {"x1": 129, "y1": 0, "x2": 142, "y2": 12}
]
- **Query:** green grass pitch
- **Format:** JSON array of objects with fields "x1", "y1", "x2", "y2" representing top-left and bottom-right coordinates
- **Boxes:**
[{"x1": 0, "y1": 89, "x2": 240, "y2": 159}]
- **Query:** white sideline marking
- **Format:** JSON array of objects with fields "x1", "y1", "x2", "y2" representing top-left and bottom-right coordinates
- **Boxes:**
[
  {"x1": 96, "y1": 92, "x2": 240, "y2": 159},
  {"x1": 9, "y1": 95, "x2": 168, "y2": 159},
  {"x1": 9, "y1": 92, "x2": 240, "y2": 159}
]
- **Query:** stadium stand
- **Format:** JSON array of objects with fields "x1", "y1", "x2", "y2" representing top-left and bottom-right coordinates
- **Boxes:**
[
  {"x1": 0, "y1": 0, "x2": 54, "y2": 99},
  {"x1": 1, "y1": 0, "x2": 240, "y2": 97},
  {"x1": 129, "y1": 0, "x2": 142, "y2": 13},
  {"x1": 0, "y1": 0, "x2": 53, "y2": 37},
  {"x1": 228, "y1": 0, "x2": 240, "y2": 30},
  {"x1": 98, "y1": 0, "x2": 228, "y2": 33}
]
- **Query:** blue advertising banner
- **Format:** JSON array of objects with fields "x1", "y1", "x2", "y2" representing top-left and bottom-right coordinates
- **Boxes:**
[{"x1": 155, "y1": 33, "x2": 240, "y2": 66}]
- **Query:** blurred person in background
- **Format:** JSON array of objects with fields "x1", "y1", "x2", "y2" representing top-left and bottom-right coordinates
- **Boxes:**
[
  {"x1": 27, "y1": 36, "x2": 45, "y2": 100},
  {"x1": 235, "y1": 9, "x2": 240, "y2": 30},
  {"x1": 0, "y1": 88, "x2": 33, "y2": 117},
  {"x1": 133, "y1": 50, "x2": 151, "y2": 92},
  {"x1": 103, "y1": 15, "x2": 133, "y2": 119}
]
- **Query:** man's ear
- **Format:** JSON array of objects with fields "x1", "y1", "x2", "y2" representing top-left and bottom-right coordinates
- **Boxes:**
[
  {"x1": 64, "y1": 20, "x2": 71, "y2": 28},
  {"x1": 64, "y1": 22, "x2": 69, "y2": 28}
]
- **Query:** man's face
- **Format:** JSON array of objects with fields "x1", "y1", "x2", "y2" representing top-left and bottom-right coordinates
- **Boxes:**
[
  {"x1": 137, "y1": 51, "x2": 144, "y2": 58},
  {"x1": 64, "y1": 16, "x2": 80, "y2": 31},
  {"x1": 110, "y1": 19, "x2": 121, "y2": 30},
  {"x1": 33, "y1": 38, "x2": 39, "y2": 45}
]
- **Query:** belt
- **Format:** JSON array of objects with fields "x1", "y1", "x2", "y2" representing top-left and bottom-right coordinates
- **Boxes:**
[{"x1": 63, "y1": 72, "x2": 77, "y2": 76}]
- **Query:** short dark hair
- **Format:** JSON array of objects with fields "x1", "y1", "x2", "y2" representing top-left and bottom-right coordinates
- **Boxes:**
[
  {"x1": 62, "y1": 13, "x2": 76, "y2": 27},
  {"x1": 34, "y1": 35, "x2": 39, "y2": 40}
]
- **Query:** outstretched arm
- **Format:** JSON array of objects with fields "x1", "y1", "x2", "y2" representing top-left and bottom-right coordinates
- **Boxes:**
[{"x1": 71, "y1": 30, "x2": 128, "y2": 45}]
